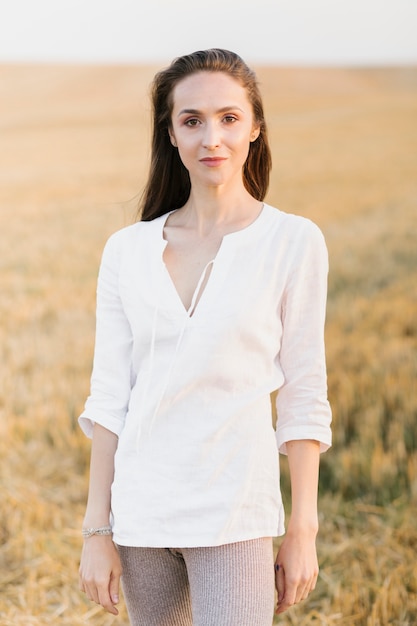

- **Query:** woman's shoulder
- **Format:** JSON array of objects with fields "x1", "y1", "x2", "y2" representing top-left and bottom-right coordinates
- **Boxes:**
[
  {"x1": 103, "y1": 213, "x2": 167, "y2": 251},
  {"x1": 263, "y1": 204, "x2": 326, "y2": 243}
]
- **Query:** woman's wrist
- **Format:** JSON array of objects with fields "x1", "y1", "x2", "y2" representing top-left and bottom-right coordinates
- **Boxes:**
[{"x1": 286, "y1": 514, "x2": 319, "y2": 537}]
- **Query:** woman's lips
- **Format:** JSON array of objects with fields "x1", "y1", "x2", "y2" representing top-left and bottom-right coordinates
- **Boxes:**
[{"x1": 199, "y1": 157, "x2": 227, "y2": 167}]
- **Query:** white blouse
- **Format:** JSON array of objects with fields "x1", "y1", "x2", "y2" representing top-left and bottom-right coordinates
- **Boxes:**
[{"x1": 79, "y1": 204, "x2": 332, "y2": 547}]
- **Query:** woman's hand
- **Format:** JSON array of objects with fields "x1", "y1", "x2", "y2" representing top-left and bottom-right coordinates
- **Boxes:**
[
  {"x1": 274, "y1": 527, "x2": 319, "y2": 615},
  {"x1": 79, "y1": 535, "x2": 122, "y2": 615}
]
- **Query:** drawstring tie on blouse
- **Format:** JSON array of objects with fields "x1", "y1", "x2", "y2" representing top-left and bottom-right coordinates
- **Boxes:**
[{"x1": 135, "y1": 259, "x2": 214, "y2": 450}]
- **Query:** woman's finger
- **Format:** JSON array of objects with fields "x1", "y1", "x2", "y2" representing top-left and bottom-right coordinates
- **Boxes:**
[
  {"x1": 97, "y1": 582, "x2": 119, "y2": 615},
  {"x1": 275, "y1": 563, "x2": 285, "y2": 604},
  {"x1": 109, "y1": 571, "x2": 121, "y2": 607},
  {"x1": 276, "y1": 564, "x2": 301, "y2": 613}
]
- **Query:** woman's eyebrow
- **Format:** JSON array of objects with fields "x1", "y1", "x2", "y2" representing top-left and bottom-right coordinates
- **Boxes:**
[{"x1": 177, "y1": 105, "x2": 245, "y2": 117}]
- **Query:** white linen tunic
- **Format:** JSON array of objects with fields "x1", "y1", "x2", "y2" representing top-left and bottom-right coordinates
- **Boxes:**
[{"x1": 79, "y1": 204, "x2": 332, "y2": 547}]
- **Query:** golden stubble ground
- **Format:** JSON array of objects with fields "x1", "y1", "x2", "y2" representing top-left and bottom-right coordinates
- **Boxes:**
[{"x1": 0, "y1": 63, "x2": 416, "y2": 625}]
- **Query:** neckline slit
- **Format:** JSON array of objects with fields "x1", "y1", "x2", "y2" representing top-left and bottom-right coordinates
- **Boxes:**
[{"x1": 186, "y1": 260, "x2": 214, "y2": 317}]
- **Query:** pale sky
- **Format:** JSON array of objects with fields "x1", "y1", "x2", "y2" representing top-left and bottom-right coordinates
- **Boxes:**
[{"x1": 1, "y1": 0, "x2": 416, "y2": 65}]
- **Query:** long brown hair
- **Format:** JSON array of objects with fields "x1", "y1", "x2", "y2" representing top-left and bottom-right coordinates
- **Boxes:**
[{"x1": 139, "y1": 49, "x2": 272, "y2": 221}]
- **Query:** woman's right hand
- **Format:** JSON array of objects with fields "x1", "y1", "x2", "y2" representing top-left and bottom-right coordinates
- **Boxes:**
[{"x1": 79, "y1": 535, "x2": 122, "y2": 615}]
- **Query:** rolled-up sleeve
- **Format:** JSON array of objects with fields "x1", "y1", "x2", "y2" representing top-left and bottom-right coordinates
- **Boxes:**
[
  {"x1": 275, "y1": 221, "x2": 332, "y2": 454},
  {"x1": 78, "y1": 232, "x2": 133, "y2": 438}
]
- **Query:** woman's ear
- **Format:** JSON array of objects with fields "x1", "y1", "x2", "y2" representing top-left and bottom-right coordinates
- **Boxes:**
[
  {"x1": 250, "y1": 125, "x2": 261, "y2": 142},
  {"x1": 168, "y1": 129, "x2": 177, "y2": 147}
]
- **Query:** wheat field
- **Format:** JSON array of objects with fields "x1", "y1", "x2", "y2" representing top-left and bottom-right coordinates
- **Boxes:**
[{"x1": 0, "y1": 63, "x2": 416, "y2": 625}]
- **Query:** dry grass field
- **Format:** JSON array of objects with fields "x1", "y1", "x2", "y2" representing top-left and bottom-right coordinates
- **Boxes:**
[{"x1": 0, "y1": 62, "x2": 416, "y2": 625}]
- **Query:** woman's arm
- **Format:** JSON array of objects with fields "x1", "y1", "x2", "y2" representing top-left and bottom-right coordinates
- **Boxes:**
[
  {"x1": 275, "y1": 439, "x2": 321, "y2": 615},
  {"x1": 272, "y1": 221, "x2": 331, "y2": 613},
  {"x1": 79, "y1": 423, "x2": 122, "y2": 615}
]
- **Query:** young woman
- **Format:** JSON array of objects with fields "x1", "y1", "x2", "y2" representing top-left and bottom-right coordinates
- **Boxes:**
[{"x1": 78, "y1": 48, "x2": 332, "y2": 625}]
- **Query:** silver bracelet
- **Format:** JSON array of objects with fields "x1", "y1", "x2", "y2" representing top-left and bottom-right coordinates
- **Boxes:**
[{"x1": 82, "y1": 525, "x2": 112, "y2": 539}]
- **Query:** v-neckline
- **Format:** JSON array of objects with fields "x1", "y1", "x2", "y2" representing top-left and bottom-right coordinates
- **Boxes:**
[
  {"x1": 161, "y1": 238, "x2": 220, "y2": 319},
  {"x1": 158, "y1": 203, "x2": 267, "y2": 318}
]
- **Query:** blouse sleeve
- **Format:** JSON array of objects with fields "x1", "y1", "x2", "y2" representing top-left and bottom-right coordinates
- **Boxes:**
[
  {"x1": 275, "y1": 220, "x2": 332, "y2": 454},
  {"x1": 78, "y1": 231, "x2": 133, "y2": 438}
]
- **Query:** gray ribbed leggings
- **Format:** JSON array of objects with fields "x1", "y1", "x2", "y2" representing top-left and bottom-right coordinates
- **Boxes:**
[{"x1": 117, "y1": 537, "x2": 275, "y2": 626}]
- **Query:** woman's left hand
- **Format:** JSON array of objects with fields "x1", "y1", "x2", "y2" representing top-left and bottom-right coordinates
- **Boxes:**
[{"x1": 274, "y1": 528, "x2": 319, "y2": 614}]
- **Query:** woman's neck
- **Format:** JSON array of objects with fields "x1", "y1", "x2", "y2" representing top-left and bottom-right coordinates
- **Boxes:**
[{"x1": 177, "y1": 184, "x2": 262, "y2": 238}]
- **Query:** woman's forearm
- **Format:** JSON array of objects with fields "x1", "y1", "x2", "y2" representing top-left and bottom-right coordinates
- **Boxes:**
[
  {"x1": 275, "y1": 439, "x2": 321, "y2": 614},
  {"x1": 285, "y1": 439, "x2": 321, "y2": 536},
  {"x1": 83, "y1": 423, "x2": 118, "y2": 527}
]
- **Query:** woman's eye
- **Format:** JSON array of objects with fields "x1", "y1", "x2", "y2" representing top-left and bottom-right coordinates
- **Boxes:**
[
  {"x1": 185, "y1": 118, "x2": 200, "y2": 127},
  {"x1": 223, "y1": 115, "x2": 237, "y2": 123}
]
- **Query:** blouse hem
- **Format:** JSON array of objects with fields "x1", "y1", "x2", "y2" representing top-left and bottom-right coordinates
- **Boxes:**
[{"x1": 112, "y1": 528, "x2": 285, "y2": 549}]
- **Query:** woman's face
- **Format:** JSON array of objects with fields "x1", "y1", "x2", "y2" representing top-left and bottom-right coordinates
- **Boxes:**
[{"x1": 169, "y1": 71, "x2": 260, "y2": 191}]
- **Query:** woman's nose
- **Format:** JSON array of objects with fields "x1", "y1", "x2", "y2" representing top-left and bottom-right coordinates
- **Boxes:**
[{"x1": 202, "y1": 122, "x2": 221, "y2": 149}]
